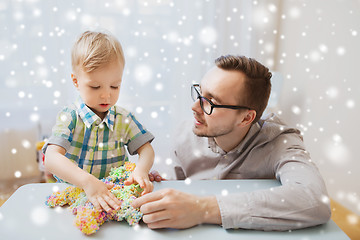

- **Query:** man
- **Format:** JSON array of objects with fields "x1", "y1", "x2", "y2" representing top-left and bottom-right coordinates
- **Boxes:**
[{"x1": 132, "y1": 55, "x2": 331, "y2": 231}]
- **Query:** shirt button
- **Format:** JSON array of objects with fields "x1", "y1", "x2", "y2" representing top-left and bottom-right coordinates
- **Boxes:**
[
  {"x1": 89, "y1": 148, "x2": 93, "y2": 152},
  {"x1": 224, "y1": 155, "x2": 228, "y2": 159}
]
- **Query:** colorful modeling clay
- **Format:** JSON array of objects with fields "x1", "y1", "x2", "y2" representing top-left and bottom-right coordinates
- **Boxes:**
[{"x1": 45, "y1": 162, "x2": 143, "y2": 235}]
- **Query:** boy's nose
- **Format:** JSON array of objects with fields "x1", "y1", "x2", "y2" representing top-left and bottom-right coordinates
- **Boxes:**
[{"x1": 100, "y1": 91, "x2": 111, "y2": 100}]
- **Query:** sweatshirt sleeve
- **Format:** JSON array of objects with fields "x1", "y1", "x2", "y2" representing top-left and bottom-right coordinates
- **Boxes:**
[{"x1": 216, "y1": 132, "x2": 331, "y2": 231}]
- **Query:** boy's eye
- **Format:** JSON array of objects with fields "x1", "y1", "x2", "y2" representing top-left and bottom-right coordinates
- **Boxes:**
[
  {"x1": 90, "y1": 86, "x2": 100, "y2": 89},
  {"x1": 111, "y1": 86, "x2": 119, "y2": 89}
]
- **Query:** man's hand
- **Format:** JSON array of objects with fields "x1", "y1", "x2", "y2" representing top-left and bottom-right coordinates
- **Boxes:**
[
  {"x1": 148, "y1": 170, "x2": 166, "y2": 182},
  {"x1": 131, "y1": 188, "x2": 222, "y2": 229},
  {"x1": 82, "y1": 176, "x2": 121, "y2": 212},
  {"x1": 124, "y1": 169, "x2": 154, "y2": 195}
]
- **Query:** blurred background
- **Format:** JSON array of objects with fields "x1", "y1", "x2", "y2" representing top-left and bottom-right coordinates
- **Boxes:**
[{"x1": 0, "y1": 0, "x2": 359, "y2": 221}]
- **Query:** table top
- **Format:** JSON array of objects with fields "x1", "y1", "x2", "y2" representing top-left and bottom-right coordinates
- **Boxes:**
[{"x1": 0, "y1": 180, "x2": 349, "y2": 240}]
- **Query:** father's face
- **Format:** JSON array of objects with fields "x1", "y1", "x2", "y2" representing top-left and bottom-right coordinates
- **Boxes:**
[{"x1": 191, "y1": 66, "x2": 247, "y2": 138}]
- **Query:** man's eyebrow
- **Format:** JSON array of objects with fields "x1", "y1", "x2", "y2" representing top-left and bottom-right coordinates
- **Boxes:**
[{"x1": 200, "y1": 85, "x2": 222, "y2": 103}]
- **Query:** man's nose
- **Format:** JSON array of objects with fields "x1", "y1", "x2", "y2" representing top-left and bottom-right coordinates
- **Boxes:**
[{"x1": 191, "y1": 98, "x2": 202, "y2": 114}]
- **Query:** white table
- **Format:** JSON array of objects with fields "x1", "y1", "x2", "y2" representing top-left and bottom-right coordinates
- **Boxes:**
[{"x1": 0, "y1": 180, "x2": 349, "y2": 240}]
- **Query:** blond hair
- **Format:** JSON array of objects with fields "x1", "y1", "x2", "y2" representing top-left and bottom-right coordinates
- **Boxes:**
[{"x1": 71, "y1": 31, "x2": 125, "y2": 73}]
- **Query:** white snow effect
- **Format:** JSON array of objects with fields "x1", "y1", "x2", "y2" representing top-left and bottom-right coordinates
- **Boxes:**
[
  {"x1": 184, "y1": 178, "x2": 192, "y2": 185},
  {"x1": 324, "y1": 141, "x2": 350, "y2": 165},
  {"x1": 198, "y1": 26, "x2": 217, "y2": 45},
  {"x1": 151, "y1": 111, "x2": 158, "y2": 119},
  {"x1": 30, "y1": 206, "x2": 49, "y2": 226},
  {"x1": 81, "y1": 14, "x2": 96, "y2": 26},
  {"x1": 155, "y1": 82, "x2": 163, "y2": 91},
  {"x1": 221, "y1": 189, "x2": 229, "y2": 196},
  {"x1": 18, "y1": 91, "x2": 25, "y2": 98},
  {"x1": 14, "y1": 170, "x2": 22, "y2": 178},
  {"x1": 53, "y1": 90, "x2": 61, "y2": 98},
  {"x1": 66, "y1": 10, "x2": 77, "y2": 21},
  {"x1": 11, "y1": 148, "x2": 17, "y2": 154},
  {"x1": 289, "y1": 7, "x2": 301, "y2": 18},
  {"x1": 134, "y1": 64, "x2": 153, "y2": 85},
  {"x1": 193, "y1": 150, "x2": 201, "y2": 157},
  {"x1": 135, "y1": 106, "x2": 143, "y2": 114},
  {"x1": 346, "y1": 214, "x2": 359, "y2": 225},
  {"x1": 332, "y1": 134, "x2": 342, "y2": 143},
  {"x1": 291, "y1": 105, "x2": 301, "y2": 115},
  {"x1": 326, "y1": 87, "x2": 338, "y2": 98},
  {"x1": 321, "y1": 195, "x2": 330, "y2": 204},
  {"x1": 268, "y1": 4, "x2": 277, "y2": 13},
  {"x1": 30, "y1": 113, "x2": 40, "y2": 122},
  {"x1": 319, "y1": 44, "x2": 328, "y2": 53},
  {"x1": 126, "y1": 46, "x2": 138, "y2": 58},
  {"x1": 60, "y1": 113, "x2": 67, "y2": 122},
  {"x1": 22, "y1": 139, "x2": 31, "y2": 149},
  {"x1": 50, "y1": 185, "x2": 59, "y2": 193},
  {"x1": 336, "y1": 46, "x2": 346, "y2": 56},
  {"x1": 165, "y1": 158, "x2": 172, "y2": 165},
  {"x1": 346, "y1": 99, "x2": 355, "y2": 109},
  {"x1": 165, "y1": 31, "x2": 180, "y2": 44},
  {"x1": 309, "y1": 50, "x2": 321, "y2": 62}
]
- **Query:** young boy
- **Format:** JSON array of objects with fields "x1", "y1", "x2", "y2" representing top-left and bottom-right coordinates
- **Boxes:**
[{"x1": 43, "y1": 31, "x2": 155, "y2": 212}]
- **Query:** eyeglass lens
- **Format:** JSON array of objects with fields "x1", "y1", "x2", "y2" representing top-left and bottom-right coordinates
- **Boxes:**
[{"x1": 191, "y1": 86, "x2": 211, "y2": 114}]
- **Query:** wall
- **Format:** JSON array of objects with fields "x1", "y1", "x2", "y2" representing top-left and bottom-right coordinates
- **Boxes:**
[{"x1": 275, "y1": 0, "x2": 360, "y2": 215}]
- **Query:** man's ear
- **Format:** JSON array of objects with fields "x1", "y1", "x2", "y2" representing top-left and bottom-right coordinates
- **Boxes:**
[
  {"x1": 71, "y1": 74, "x2": 78, "y2": 88},
  {"x1": 238, "y1": 110, "x2": 256, "y2": 127}
]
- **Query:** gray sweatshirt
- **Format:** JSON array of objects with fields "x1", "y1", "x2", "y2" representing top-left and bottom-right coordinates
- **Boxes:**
[{"x1": 171, "y1": 113, "x2": 331, "y2": 231}]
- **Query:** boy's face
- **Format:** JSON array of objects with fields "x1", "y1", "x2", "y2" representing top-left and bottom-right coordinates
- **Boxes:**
[{"x1": 72, "y1": 60, "x2": 124, "y2": 119}]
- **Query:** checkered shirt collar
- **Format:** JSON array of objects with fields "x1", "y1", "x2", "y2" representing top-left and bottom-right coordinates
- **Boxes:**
[{"x1": 74, "y1": 96, "x2": 115, "y2": 131}]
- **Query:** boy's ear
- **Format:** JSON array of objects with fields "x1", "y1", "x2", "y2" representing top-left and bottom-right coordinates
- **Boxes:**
[{"x1": 71, "y1": 74, "x2": 78, "y2": 87}]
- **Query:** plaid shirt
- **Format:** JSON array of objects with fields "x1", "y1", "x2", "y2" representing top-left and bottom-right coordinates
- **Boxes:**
[{"x1": 43, "y1": 97, "x2": 154, "y2": 180}]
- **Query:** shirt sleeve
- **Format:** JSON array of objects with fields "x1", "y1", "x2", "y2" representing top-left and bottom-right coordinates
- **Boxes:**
[
  {"x1": 123, "y1": 112, "x2": 155, "y2": 155},
  {"x1": 216, "y1": 132, "x2": 331, "y2": 231},
  {"x1": 42, "y1": 107, "x2": 77, "y2": 154}
]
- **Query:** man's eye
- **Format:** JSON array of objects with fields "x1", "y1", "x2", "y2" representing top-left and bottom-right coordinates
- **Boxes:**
[
  {"x1": 111, "y1": 86, "x2": 119, "y2": 89},
  {"x1": 90, "y1": 86, "x2": 100, "y2": 89}
]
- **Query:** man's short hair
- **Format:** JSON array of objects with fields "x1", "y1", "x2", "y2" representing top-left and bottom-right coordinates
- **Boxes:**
[
  {"x1": 71, "y1": 31, "x2": 125, "y2": 74},
  {"x1": 215, "y1": 55, "x2": 272, "y2": 123}
]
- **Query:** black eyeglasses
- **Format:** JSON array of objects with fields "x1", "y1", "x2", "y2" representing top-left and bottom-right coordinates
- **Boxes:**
[{"x1": 191, "y1": 84, "x2": 251, "y2": 115}]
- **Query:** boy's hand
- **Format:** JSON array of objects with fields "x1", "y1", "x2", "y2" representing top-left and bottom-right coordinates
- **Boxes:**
[
  {"x1": 149, "y1": 170, "x2": 166, "y2": 182},
  {"x1": 125, "y1": 169, "x2": 154, "y2": 195},
  {"x1": 83, "y1": 177, "x2": 121, "y2": 212}
]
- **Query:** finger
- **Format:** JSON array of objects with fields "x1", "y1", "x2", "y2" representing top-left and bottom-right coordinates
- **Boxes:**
[
  {"x1": 106, "y1": 183, "x2": 114, "y2": 189},
  {"x1": 108, "y1": 191, "x2": 121, "y2": 205},
  {"x1": 150, "y1": 171, "x2": 165, "y2": 182},
  {"x1": 90, "y1": 198, "x2": 102, "y2": 211},
  {"x1": 155, "y1": 175, "x2": 162, "y2": 182},
  {"x1": 147, "y1": 219, "x2": 174, "y2": 229},
  {"x1": 137, "y1": 178, "x2": 145, "y2": 189},
  {"x1": 142, "y1": 180, "x2": 154, "y2": 195},
  {"x1": 149, "y1": 173, "x2": 155, "y2": 182},
  {"x1": 139, "y1": 199, "x2": 167, "y2": 214},
  {"x1": 104, "y1": 194, "x2": 120, "y2": 210},
  {"x1": 124, "y1": 176, "x2": 134, "y2": 185},
  {"x1": 97, "y1": 196, "x2": 112, "y2": 212},
  {"x1": 142, "y1": 210, "x2": 170, "y2": 224},
  {"x1": 131, "y1": 191, "x2": 163, "y2": 208}
]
